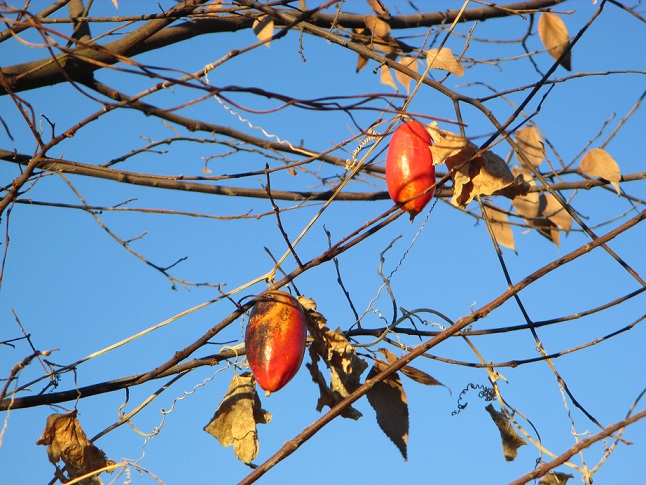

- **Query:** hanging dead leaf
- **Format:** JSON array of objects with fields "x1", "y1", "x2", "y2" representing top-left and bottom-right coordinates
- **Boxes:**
[
  {"x1": 483, "y1": 206, "x2": 516, "y2": 252},
  {"x1": 366, "y1": 359, "x2": 409, "y2": 460},
  {"x1": 377, "y1": 348, "x2": 449, "y2": 391},
  {"x1": 511, "y1": 167, "x2": 540, "y2": 219},
  {"x1": 37, "y1": 411, "x2": 114, "y2": 484},
  {"x1": 380, "y1": 65, "x2": 398, "y2": 91},
  {"x1": 364, "y1": 14, "x2": 391, "y2": 39},
  {"x1": 485, "y1": 404, "x2": 527, "y2": 461},
  {"x1": 427, "y1": 122, "x2": 477, "y2": 167},
  {"x1": 580, "y1": 148, "x2": 621, "y2": 195},
  {"x1": 514, "y1": 126, "x2": 544, "y2": 167},
  {"x1": 450, "y1": 151, "x2": 516, "y2": 207},
  {"x1": 252, "y1": 15, "x2": 274, "y2": 48},
  {"x1": 394, "y1": 56, "x2": 419, "y2": 94},
  {"x1": 425, "y1": 47, "x2": 465, "y2": 77},
  {"x1": 366, "y1": 0, "x2": 390, "y2": 19},
  {"x1": 542, "y1": 193, "x2": 572, "y2": 233},
  {"x1": 539, "y1": 471, "x2": 575, "y2": 485},
  {"x1": 300, "y1": 296, "x2": 367, "y2": 420},
  {"x1": 204, "y1": 372, "x2": 271, "y2": 464},
  {"x1": 537, "y1": 12, "x2": 571, "y2": 70}
]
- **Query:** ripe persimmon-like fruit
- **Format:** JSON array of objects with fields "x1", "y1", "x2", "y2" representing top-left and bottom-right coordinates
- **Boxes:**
[
  {"x1": 386, "y1": 120, "x2": 435, "y2": 220},
  {"x1": 245, "y1": 291, "x2": 307, "y2": 393}
]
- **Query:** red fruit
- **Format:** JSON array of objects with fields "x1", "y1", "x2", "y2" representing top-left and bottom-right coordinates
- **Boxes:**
[
  {"x1": 386, "y1": 120, "x2": 435, "y2": 220},
  {"x1": 245, "y1": 291, "x2": 307, "y2": 393}
]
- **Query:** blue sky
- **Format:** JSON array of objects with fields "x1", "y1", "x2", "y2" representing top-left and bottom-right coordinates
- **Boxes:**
[{"x1": 1, "y1": 2, "x2": 645, "y2": 484}]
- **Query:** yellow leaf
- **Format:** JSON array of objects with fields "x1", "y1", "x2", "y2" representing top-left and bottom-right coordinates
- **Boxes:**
[
  {"x1": 511, "y1": 167, "x2": 540, "y2": 219},
  {"x1": 380, "y1": 65, "x2": 398, "y2": 91},
  {"x1": 204, "y1": 373, "x2": 271, "y2": 464},
  {"x1": 394, "y1": 56, "x2": 418, "y2": 94},
  {"x1": 364, "y1": 14, "x2": 391, "y2": 38},
  {"x1": 427, "y1": 122, "x2": 477, "y2": 167},
  {"x1": 485, "y1": 404, "x2": 527, "y2": 461},
  {"x1": 366, "y1": 360, "x2": 409, "y2": 460},
  {"x1": 252, "y1": 15, "x2": 274, "y2": 48},
  {"x1": 580, "y1": 148, "x2": 621, "y2": 195},
  {"x1": 538, "y1": 12, "x2": 571, "y2": 70},
  {"x1": 514, "y1": 126, "x2": 544, "y2": 167},
  {"x1": 483, "y1": 206, "x2": 516, "y2": 252},
  {"x1": 37, "y1": 411, "x2": 114, "y2": 483},
  {"x1": 425, "y1": 47, "x2": 465, "y2": 77}
]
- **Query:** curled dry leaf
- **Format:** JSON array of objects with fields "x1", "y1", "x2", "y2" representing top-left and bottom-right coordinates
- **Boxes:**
[
  {"x1": 394, "y1": 56, "x2": 419, "y2": 94},
  {"x1": 427, "y1": 122, "x2": 477, "y2": 167},
  {"x1": 364, "y1": 14, "x2": 391, "y2": 38},
  {"x1": 580, "y1": 148, "x2": 621, "y2": 195},
  {"x1": 425, "y1": 47, "x2": 465, "y2": 77},
  {"x1": 300, "y1": 296, "x2": 368, "y2": 420},
  {"x1": 511, "y1": 167, "x2": 539, "y2": 219},
  {"x1": 351, "y1": 28, "x2": 369, "y2": 73},
  {"x1": 538, "y1": 12, "x2": 571, "y2": 70},
  {"x1": 366, "y1": 0, "x2": 391, "y2": 19},
  {"x1": 485, "y1": 404, "x2": 527, "y2": 461},
  {"x1": 514, "y1": 126, "x2": 544, "y2": 167},
  {"x1": 542, "y1": 193, "x2": 572, "y2": 233},
  {"x1": 252, "y1": 15, "x2": 274, "y2": 48},
  {"x1": 37, "y1": 411, "x2": 114, "y2": 485},
  {"x1": 539, "y1": 472, "x2": 575, "y2": 485},
  {"x1": 482, "y1": 206, "x2": 516, "y2": 252},
  {"x1": 378, "y1": 348, "x2": 449, "y2": 392},
  {"x1": 204, "y1": 372, "x2": 271, "y2": 464},
  {"x1": 366, "y1": 359, "x2": 409, "y2": 460}
]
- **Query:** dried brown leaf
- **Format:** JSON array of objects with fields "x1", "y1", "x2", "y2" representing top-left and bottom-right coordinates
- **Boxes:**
[
  {"x1": 425, "y1": 47, "x2": 465, "y2": 76},
  {"x1": 427, "y1": 122, "x2": 477, "y2": 167},
  {"x1": 380, "y1": 65, "x2": 398, "y2": 91},
  {"x1": 378, "y1": 348, "x2": 449, "y2": 391},
  {"x1": 538, "y1": 12, "x2": 571, "y2": 70},
  {"x1": 356, "y1": 54, "x2": 368, "y2": 73},
  {"x1": 511, "y1": 167, "x2": 540, "y2": 219},
  {"x1": 300, "y1": 296, "x2": 367, "y2": 420},
  {"x1": 451, "y1": 151, "x2": 516, "y2": 207},
  {"x1": 366, "y1": 359, "x2": 409, "y2": 460},
  {"x1": 394, "y1": 56, "x2": 419, "y2": 94},
  {"x1": 204, "y1": 373, "x2": 271, "y2": 464},
  {"x1": 483, "y1": 206, "x2": 516, "y2": 252},
  {"x1": 366, "y1": 0, "x2": 390, "y2": 19},
  {"x1": 539, "y1": 472, "x2": 575, "y2": 485},
  {"x1": 514, "y1": 126, "x2": 544, "y2": 167},
  {"x1": 37, "y1": 411, "x2": 113, "y2": 484},
  {"x1": 580, "y1": 148, "x2": 621, "y2": 195},
  {"x1": 364, "y1": 14, "x2": 391, "y2": 38},
  {"x1": 252, "y1": 15, "x2": 274, "y2": 48},
  {"x1": 485, "y1": 404, "x2": 527, "y2": 461},
  {"x1": 542, "y1": 193, "x2": 572, "y2": 233}
]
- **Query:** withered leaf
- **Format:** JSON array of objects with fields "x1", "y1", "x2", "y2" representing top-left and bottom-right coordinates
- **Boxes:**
[
  {"x1": 252, "y1": 15, "x2": 274, "y2": 48},
  {"x1": 483, "y1": 206, "x2": 516, "y2": 252},
  {"x1": 37, "y1": 411, "x2": 113, "y2": 485},
  {"x1": 425, "y1": 47, "x2": 465, "y2": 76},
  {"x1": 427, "y1": 122, "x2": 477, "y2": 167},
  {"x1": 204, "y1": 373, "x2": 271, "y2": 464},
  {"x1": 366, "y1": 359, "x2": 409, "y2": 460},
  {"x1": 538, "y1": 12, "x2": 571, "y2": 70},
  {"x1": 511, "y1": 167, "x2": 540, "y2": 219},
  {"x1": 539, "y1": 471, "x2": 575, "y2": 485},
  {"x1": 485, "y1": 404, "x2": 527, "y2": 461},
  {"x1": 580, "y1": 148, "x2": 621, "y2": 195},
  {"x1": 380, "y1": 65, "x2": 398, "y2": 91},
  {"x1": 364, "y1": 14, "x2": 391, "y2": 39},
  {"x1": 394, "y1": 56, "x2": 419, "y2": 94},
  {"x1": 542, "y1": 193, "x2": 572, "y2": 233},
  {"x1": 366, "y1": 0, "x2": 390, "y2": 19},
  {"x1": 451, "y1": 151, "x2": 516, "y2": 207},
  {"x1": 514, "y1": 126, "x2": 545, "y2": 167},
  {"x1": 300, "y1": 296, "x2": 367, "y2": 420},
  {"x1": 377, "y1": 348, "x2": 449, "y2": 391}
]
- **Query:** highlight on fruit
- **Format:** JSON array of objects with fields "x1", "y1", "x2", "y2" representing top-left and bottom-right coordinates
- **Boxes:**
[
  {"x1": 385, "y1": 120, "x2": 436, "y2": 221},
  {"x1": 245, "y1": 290, "x2": 307, "y2": 393}
]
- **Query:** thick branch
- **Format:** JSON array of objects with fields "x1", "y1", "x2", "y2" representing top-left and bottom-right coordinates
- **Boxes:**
[{"x1": 0, "y1": 0, "x2": 565, "y2": 95}]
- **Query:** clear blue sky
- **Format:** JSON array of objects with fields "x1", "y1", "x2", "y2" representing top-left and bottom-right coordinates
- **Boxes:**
[{"x1": 1, "y1": 2, "x2": 645, "y2": 484}]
